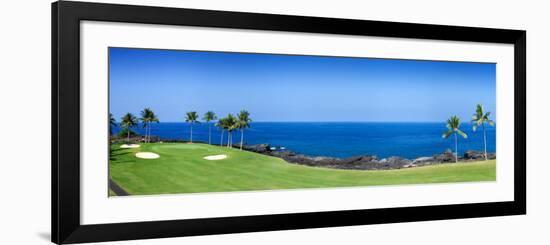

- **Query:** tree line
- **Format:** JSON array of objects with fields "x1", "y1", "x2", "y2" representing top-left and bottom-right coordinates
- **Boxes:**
[
  {"x1": 442, "y1": 104, "x2": 495, "y2": 162},
  {"x1": 109, "y1": 109, "x2": 252, "y2": 150}
]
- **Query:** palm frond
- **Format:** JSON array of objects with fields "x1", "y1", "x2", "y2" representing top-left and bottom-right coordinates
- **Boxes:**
[
  {"x1": 446, "y1": 115, "x2": 460, "y2": 129},
  {"x1": 443, "y1": 115, "x2": 463, "y2": 139},
  {"x1": 476, "y1": 104, "x2": 484, "y2": 116},
  {"x1": 203, "y1": 111, "x2": 217, "y2": 122},
  {"x1": 457, "y1": 129, "x2": 468, "y2": 139},
  {"x1": 237, "y1": 110, "x2": 252, "y2": 129},
  {"x1": 185, "y1": 111, "x2": 199, "y2": 123},
  {"x1": 109, "y1": 113, "x2": 117, "y2": 126},
  {"x1": 120, "y1": 112, "x2": 138, "y2": 128},
  {"x1": 442, "y1": 130, "x2": 453, "y2": 139},
  {"x1": 471, "y1": 104, "x2": 495, "y2": 128},
  {"x1": 224, "y1": 114, "x2": 237, "y2": 132}
]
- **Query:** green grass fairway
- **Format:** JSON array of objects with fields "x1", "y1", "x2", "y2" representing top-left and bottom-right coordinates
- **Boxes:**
[{"x1": 109, "y1": 143, "x2": 496, "y2": 196}]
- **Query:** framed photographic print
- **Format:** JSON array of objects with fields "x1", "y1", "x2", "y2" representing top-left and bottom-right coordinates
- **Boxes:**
[{"x1": 52, "y1": 1, "x2": 526, "y2": 244}]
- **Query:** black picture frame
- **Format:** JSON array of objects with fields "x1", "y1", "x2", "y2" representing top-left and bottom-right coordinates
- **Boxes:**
[{"x1": 52, "y1": 1, "x2": 526, "y2": 244}]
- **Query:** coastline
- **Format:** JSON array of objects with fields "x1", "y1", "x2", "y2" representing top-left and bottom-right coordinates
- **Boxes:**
[
  {"x1": 241, "y1": 144, "x2": 496, "y2": 170},
  {"x1": 111, "y1": 136, "x2": 496, "y2": 171},
  {"x1": 111, "y1": 121, "x2": 496, "y2": 159}
]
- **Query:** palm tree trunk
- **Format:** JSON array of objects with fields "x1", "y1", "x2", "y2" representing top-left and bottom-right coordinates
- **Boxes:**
[
  {"x1": 454, "y1": 132, "x2": 458, "y2": 163},
  {"x1": 150, "y1": 124, "x2": 153, "y2": 143},
  {"x1": 208, "y1": 124, "x2": 212, "y2": 145},
  {"x1": 190, "y1": 124, "x2": 193, "y2": 143},
  {"x1": 145, "y1": 124, "x2": 149, "y2": 143},
  {"x1": 482, "y1": 123, "x2": 487, "y2": 161},
  {"x1": 220, "y1": 130, "x2": 224, "y2": 146},
  {"x1": 148, "y1": 124, "x2": 152, "y2": 143},
  {"x1": 127, "y1": 128, "x2": 130, "y2": 143},
  {"x1": 240, "y1": 129, "x2": 244, "y2": 151}
]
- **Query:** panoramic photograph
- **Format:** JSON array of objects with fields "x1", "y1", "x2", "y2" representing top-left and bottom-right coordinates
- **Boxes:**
[{"x1": 108, "y1": 47, "x2": 496, "y2": 197}]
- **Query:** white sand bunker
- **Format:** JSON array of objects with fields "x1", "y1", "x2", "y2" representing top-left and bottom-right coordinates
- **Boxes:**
[
  {"x1": 203, "y1": 154, "x2": 227, "y2": 160},
  {"x1": 135, "y1": 152, "x2": 160, "y2": 159},
  {"x1": 120, "y1": 144, "x2": 140, "y2": 149}
]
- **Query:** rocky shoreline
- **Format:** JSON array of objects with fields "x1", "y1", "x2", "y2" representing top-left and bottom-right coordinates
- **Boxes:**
[
  {"x1": 241, "y1": 144, "x2": 496, "y2": 170},
  {"x1": 110, "y1": 135, "x2": 496, "y2": 171}
]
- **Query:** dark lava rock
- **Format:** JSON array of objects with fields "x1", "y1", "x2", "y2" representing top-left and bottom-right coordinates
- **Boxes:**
[
  {"x1": 341, "y1": 155, "x2": 378, "y2": 165},
  {"x1": 269, "y1": 151, "x2": 381, "y2": 170},
  {"x1": 433, "y1": 150, "x2": 457, "y2": 163},
  {"x1": 271, "y1": 150, "x2": 297, "y2": 158},
  {"x1": 241, "y1": 144, "x2": 271, "y2": 154},
  {"x1": 312, "y1": 156, "x2": 341, "y2": 165},
  {"x1": 463, "y1": 150, "x2": 484, "y2": 160},
  {"x1": 464, "y1": 150, "x2": 496, "y2": 160},
  {"x1": 413, "y1": 157, "x2": 435, "y2": 164},
  {"x1": 239, "y1": 144, "x2": 496, "y2": 171},
  {"x1": 412, "y1": 156, "x2": 435, "y2": 165},
  {"x1": 377, "y1": 157, "x2": 412, "y2": 169}
]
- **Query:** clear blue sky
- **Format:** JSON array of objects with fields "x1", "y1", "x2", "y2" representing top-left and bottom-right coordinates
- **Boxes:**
[{"x1": 109, "y1": 47, "x2": 496, "y2": 122}]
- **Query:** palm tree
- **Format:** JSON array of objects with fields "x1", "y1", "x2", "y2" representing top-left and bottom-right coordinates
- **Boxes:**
[
  {"x1": 120, "y1": 113, "x2": 138, "y2": 143},
  {"x1": 236, "y1": 110, "x2": 252, "y2": 150},
  {"x1": 148, "y1": 110, "x2": 159, "y2": 142},
  {"x1": 140, "y1": 108, "x2": 159, "y2": 143},
  {"x1": 225, "y1": 114, "x2": 237, "y2": 148},
  {"x1": 109, "y1": 113, "x2": 117, "y2": 136},
  {"x1": 471, "y1": 104, "x2": 495, "y2": 160},
  {"x1": 203, "y1": 111, "x2": 217, "y2": 145},
  {"x1": 140, "y1": 109, "x2": 149, "y2": 143},
  {"x1": 442, "y1": 115, "x2": 468, "y2": 163},
  {"x1": 216, "y1": 118, "x2": 226, "y2": 147},
  {"x1": 139, "y1": 108, "x2": 153, "y2": 143},
  {"x1": 185, "y1": 111, "x2": 199, "y2": 143}
]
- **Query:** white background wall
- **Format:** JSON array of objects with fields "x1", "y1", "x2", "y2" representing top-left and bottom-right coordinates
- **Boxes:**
[{"x1": 0, "y1": 0, "x2": 547, "y2": 244}]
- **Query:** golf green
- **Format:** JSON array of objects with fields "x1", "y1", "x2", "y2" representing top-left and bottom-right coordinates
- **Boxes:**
[{"x1": 109, "y1": 143, "x2": 496, "y2": 196}]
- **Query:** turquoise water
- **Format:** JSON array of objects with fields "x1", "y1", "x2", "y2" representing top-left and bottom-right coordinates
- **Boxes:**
[{"x1": 113, "y1": 122, "x2": 496, "y2": 159}]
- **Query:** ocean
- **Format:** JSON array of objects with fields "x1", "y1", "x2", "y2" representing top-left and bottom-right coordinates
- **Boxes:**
[{"x1": 113, "y1": 122, "x2": 496, "y2": 159}]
